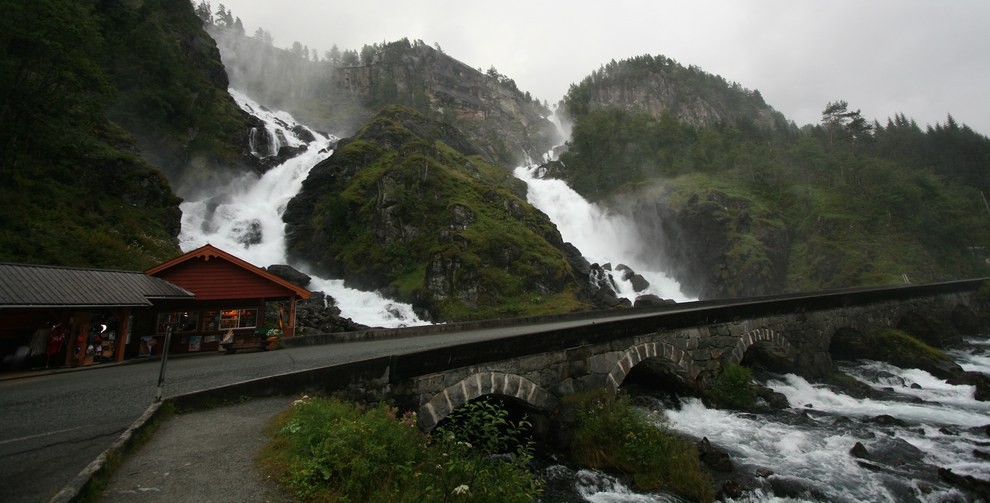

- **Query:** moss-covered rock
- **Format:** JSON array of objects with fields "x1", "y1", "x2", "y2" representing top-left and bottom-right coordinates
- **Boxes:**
[
  {"x1": 285, "y1": 106, "x2": 588, "y2": 321},
  {"x1": 617, "y1": 176, "x2": 789, "y2": 299},
  {"x1": 831, "y1": 328, "x2": 962, "y2": 379}
]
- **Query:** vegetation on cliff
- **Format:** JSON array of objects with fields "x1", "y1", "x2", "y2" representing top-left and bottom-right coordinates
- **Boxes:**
[
  {"x1": 554, "y1": 55, "x2": 990, "y2": 297},
  {"x1": 0, "y1": 0, "x2": 256, "y2": 269},
  {"x1": 284, "y1": 106, "x2": 587, "y2": 321}
]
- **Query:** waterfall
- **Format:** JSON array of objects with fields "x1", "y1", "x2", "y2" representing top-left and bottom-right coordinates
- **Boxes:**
[
  {"x1": 513, "y1": 166, "x2": 691, "y2": 303},
  {"x1": 177, "y1": 89, "x2": 426, "y2": 328}
]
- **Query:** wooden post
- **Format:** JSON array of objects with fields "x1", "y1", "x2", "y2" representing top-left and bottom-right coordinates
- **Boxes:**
[
  {"x1": 287, "y1": 296, "x2": 297, "y2": 337},
  {"x1": 114, "y1": 309, "x2": 130, "y2": 363}
]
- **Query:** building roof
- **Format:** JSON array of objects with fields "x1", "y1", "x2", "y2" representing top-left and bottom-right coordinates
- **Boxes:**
[
  {"x1": 0, "y1": 263, "x2": 195, "y2": 309},
  {"x1": 145, "y1": 244, "x2": 311, "y2": 300}
]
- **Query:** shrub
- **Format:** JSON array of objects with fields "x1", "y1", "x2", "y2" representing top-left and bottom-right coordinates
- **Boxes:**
[
  {"x1": 568, "y1": 391, "x2": 713, "y2": 502},
  {"x1": 709, "y1": 363, "x2": 757, "y2": 410},
  {"x1": 259, "y1": 396, "x2": 541, "y2": 502}
]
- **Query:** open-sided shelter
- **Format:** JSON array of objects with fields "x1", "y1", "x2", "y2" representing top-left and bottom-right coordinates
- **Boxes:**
[{"x1": 0, "y1": 263, "x2": 194, "y2": 369}]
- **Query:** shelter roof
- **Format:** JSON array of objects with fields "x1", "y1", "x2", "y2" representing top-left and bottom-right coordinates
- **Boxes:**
[
  {"x1": 0, "y1": 263, "x2": 194, "y2": 309},
  {"x1": 145, "y1": 244, "x2": 311, "y2": 300}
]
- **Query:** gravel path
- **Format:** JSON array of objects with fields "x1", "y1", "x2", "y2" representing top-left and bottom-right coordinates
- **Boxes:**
[{"x1": 99, "y1": 397, "x2": 296, "y2": 502}]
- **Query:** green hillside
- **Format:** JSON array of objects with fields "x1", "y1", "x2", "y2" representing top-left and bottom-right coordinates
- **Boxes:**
[
  {"x1": 0, "y1": 0, "x2": 255, "y2": 269},
  {"x1": 284, "y1": 106, "x2": 588, "y2": 320},
  {"x1": 556, "y1": 56, "x2": 990, "y2": 297}
]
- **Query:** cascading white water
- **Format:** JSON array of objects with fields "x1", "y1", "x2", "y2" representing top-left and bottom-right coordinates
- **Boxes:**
[
  {"x1": 513, "y1": 166, "x2": 692, "y2": 303},
  {"x1": 658, "y1": 354, "x2": 990, "y2": 502},
  {"x1": 178, "y1": 89, "x2": 426, "y2": 328}
]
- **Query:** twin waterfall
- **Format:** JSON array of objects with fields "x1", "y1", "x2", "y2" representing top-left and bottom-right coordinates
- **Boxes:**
[
  {"x1": 178, "y1": 90, "x2": 689, "y2": 327},
  {"x1": 178, "y1": 91, "x2": 990, "y2": 501}
]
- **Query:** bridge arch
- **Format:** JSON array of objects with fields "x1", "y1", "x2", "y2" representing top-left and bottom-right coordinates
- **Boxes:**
[
  {"x1": 725, "y1": 328, "x2": 794, "y2": 367},
  {"x1": 416, "y1": 372, "x2": 560, "y2": 431},
  {"x1": 606, "y1": 342, "x2": 702, "y2": 394}
]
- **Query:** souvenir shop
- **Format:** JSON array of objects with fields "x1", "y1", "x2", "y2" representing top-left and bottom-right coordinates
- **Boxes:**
[
  {"x1": 0, "y1": 263, "x2": 195, "y2": 371},
  {"x1": 143, "y1": 244, "x2": 310, "y2": 355},
  {"x1": 1, "y1": 245, "x2": 309, "y2": 370}
]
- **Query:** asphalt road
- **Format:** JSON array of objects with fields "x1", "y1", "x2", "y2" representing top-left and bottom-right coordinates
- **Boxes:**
[{"x1": 0, "y1": 313, "x2": 633, "y2": 503}]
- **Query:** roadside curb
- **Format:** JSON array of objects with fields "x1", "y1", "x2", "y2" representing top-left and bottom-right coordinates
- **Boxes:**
[{"x1": 48, "y1": 401, "x2": 165, "y2": 503}]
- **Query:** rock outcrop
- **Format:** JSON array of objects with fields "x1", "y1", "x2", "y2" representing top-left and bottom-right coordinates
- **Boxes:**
[
  {"x1": 618, "y1": 184, "x2": 789, "y2": 300},
  {"x1": 284, "y1": 106, "x2": 591, "y2": 321}
]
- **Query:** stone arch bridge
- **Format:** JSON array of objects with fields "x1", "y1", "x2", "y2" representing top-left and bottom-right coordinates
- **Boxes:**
[{"x1": 268, "y1": 279, "x2": 987, "y2": 432}]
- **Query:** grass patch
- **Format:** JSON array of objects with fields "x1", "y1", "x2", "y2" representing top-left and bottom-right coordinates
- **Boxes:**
[
  {"x1": 258, "y1": 396, "x2": 540, "y2": 502},
  {"x1": 708, "y1": 363, "x2": 757, "y2": 410},
  {"x1": 567, "y1": 391, "x2": 714, "y2": 502}
]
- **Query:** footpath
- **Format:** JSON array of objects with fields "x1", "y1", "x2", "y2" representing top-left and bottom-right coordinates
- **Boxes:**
[
  {"x1": 97, "y1": 396, "x2": 295, "y2": 502},
  {"x1": 0, "y1": 354, "x2": 301, "y2": 503}
]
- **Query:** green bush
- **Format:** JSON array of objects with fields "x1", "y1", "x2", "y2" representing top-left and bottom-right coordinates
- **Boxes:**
[
  {"x1": 709, "y1": 363, "x2": 757, "y2": 410},
  {"x1": 568, "y1": 391, "x2": 713, "y2": 502},
  {"x1": 259, "y1": 396, "x2": 541, "y2": 502}
]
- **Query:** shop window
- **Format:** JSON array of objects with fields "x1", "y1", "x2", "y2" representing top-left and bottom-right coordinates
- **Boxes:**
[
  {"x1": 202, "y1": 310, "x2": 219, "y2": 332},
  {"x1": 156, "y1": 312, "x2": 198, "y2": 334},
  {"x1": 218, "y1": 308, "x2": 258, "y2": 330}
]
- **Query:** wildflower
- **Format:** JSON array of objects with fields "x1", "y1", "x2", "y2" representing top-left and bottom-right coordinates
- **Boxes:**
[{"x1": 452, "y1": 484, "x2": 470, "y2": 496}]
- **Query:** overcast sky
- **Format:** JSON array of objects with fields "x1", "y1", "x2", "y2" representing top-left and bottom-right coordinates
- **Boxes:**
[{"x1": 216, "y1": 0, "x2": 990, "y2": 136}]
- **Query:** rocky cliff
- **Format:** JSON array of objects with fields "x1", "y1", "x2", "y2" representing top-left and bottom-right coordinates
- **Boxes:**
[
  {"x1": 615, "y1": 181, "x2": 790, "y2": 299},
  {"x1": 283, "y1": 106, "x2": 590, "y2": 321},
  {"x1": 561, "y1": 54, "x2": 788, "y2": 131},
  {"x1": 210, "y1": 33, "x2": 559, "y2": 167}
]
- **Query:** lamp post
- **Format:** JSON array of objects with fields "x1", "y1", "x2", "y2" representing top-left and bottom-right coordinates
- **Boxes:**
[{"x1": 155, "y1": 313, "x2": 186, "y2": 402}]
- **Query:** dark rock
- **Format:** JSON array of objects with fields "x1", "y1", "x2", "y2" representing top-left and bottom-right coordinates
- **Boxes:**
[
  {"x1": 850, "y1": 442, "x2": 870, "y2": 459},
  {"x1": 629, "y1": 274, "x2": 650, "y2": 292},
  {"x1": 952, "y1": 304, "x2": 983, "y2": 336},
  {"x1": 755, "y1": 385, "x2": 790, "y2": 410},
  {"x1": 697, "y1": 437, "x2": 734, "y2": 473},
  {"x1": 633, "y1": 294, "x2": 662, "y2": 307},
  {"x1": 769, "y1": 477, "x2": 828, "y2": 501},
  {"x1": 939, "y1": 427, "x2": 959, "y2": 436},
  {"x1": 910, "y1": 383, "x2": 923, "y2": 389},
  {"x1": 868, "y1": 414, "x2": 907, "y2": 427},
  {"x1": 294, "y1": 291, "x2": 370, "y2": 333},
  {"x1": 290, "y1": 124, "x2": 316, "y2": 144},
  {"x1": 755, "y1": 467, "x2": 774, "y2": 478},
  {"x1": 974, "y1": 450, "x2": 990, "y2": 461},
  {"x1": 235, "y1": 219, "x2": 263, "y2": 246},
  {"x1": 867, "y1": 436, "x2": 924, "y2": 467},
  {"x1": 948, "y1": 372, "x2": 990, "y2": 402},
  {"x1": 938, "y1": 468, "x2": 990, "y2": 500},
  {"x1": 832, "y1": 416, "x2": 854, "y2": 427},
  {"x1": 717, "y1": 480, "x2": 744, "y2": 500},
  {"x1": 260, "y1": 144, "x2": 308, "y2": 171},
  {"x1": 266, "y1": 265, "x2": 312, "y2": 288}
]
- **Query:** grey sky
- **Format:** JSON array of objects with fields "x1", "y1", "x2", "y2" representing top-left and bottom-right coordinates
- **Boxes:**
[{"x1": 216, "y1": 0, "x2": 990, "y2": 136}]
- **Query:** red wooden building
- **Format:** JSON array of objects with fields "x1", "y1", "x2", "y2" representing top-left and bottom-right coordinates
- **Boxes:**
[{"x1": 144, "y1": 244, "x2": 311, "y2": 354}]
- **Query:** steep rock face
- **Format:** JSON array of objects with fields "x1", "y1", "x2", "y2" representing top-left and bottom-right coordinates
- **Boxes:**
[
  {"x1": 336, "y1": 45, "x2": 559, "y2": 164},
  {"x1": 284, "y1": 106, "x2": 588, "y2": 321},
  {"x1": 211, "y1": 34, "x2": 558, "y2": 167},
  {"x1": 622, "y1": 185, "x2": 789, "y2": 299},
  {"x1": 101, "y1": 0, "x2": 260, "y2": 197},
  {"x1": 561, "y1": 54, "x2": 785, "y2": 131}
]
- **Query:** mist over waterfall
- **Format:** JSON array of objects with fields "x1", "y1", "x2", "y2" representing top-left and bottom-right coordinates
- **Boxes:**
[
  {"x1": 514, "y1": 166, "x2": 692, "y2": 303},
  {"x1": 178, "y1": 90, "x2": 426, "y2": 328}
]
